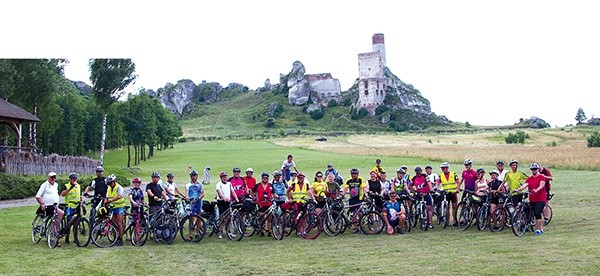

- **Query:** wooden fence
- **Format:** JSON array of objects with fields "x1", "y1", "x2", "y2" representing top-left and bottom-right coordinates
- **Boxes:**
[{"x1": 1, "y1": 150, "x2": 100, "y2": 176}]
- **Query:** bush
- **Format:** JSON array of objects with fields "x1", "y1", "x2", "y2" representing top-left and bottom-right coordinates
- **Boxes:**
[
  {"x1": 351, "y1": 108, "x2": 368, "y2": 120},
  {"x1": 375, "y1": 105, "x2": 389, "y2": 116},
  {"x1": 327, "y1": 99, "x2": 338, "y2": 107},
  {"x1": 264, "y1": 118, "x2": 275, "y2": 128},
  {"x1": 309, "y1": 110, "x2": 324, "y2": 120},
  {"x1": 505, "y1": 130, "x2": 530, "y2": 144},
  {"x1": 587, "y1": 132, "x2": 600, "y2": 148}
]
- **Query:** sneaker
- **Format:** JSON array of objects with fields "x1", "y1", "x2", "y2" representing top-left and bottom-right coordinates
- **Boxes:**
[
  {"x1": 534, "y1": 229, "x2": 543, "y2": 236},
  {"x1": 218, "y1": 233, "x2": 223, "y2": 239},
  {"x1": 429, "y1": 225, "x2": 433, "y2": 229},
  {"x1": 352, "y1": 228, "x2": 359, "y2": 234}
]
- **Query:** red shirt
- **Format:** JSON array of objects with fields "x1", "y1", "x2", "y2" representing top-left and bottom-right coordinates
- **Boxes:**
[
  {"x1": 462, "y1": 169, "x2": 477, "y2": 192},
  {"x1": 254, "y1": 183, "x2": 273, "y2": 208},
  {"x1": 526, "y1": 174, "x2": 547, "y2": 202},
  {"x1": 243, "y1": 176, "x2": 257, "y2": 191},
  {"x1": 412, "y1": 174, "x2": 430, "y2": 194},
  {"x1": 229, "y1": 177, "x2": 246, "y2": 199}
]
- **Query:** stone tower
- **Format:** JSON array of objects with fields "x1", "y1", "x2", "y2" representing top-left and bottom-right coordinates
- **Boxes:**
[{"x1": 356, "y1": 33, "x2": 387, "y2": 115}]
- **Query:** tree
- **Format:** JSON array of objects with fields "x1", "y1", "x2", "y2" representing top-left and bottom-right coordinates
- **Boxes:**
[
  {"x1": 89, "y1": 59, "x2": 137, "y2": 165},
  {"x1": 575, "y1": 108, "x2": 587, "y2": 125},
  {"x1": 587, "y1": 132, "x2": 600, "y2": 148}
]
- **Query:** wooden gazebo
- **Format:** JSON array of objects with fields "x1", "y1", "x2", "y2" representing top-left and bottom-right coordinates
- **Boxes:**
[{"x1": 0, "y1": 99, "x2": 40, "y2": 149}]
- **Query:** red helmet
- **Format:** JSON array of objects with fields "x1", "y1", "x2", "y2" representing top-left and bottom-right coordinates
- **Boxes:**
[{"x1": 132, "y1": 177, "x2": 142, "y2": 183}]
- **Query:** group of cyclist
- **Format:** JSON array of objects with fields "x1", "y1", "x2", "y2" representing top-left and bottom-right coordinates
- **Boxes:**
[{"x1": 34, "y1": 154, "x2": 553, "y2": 247}]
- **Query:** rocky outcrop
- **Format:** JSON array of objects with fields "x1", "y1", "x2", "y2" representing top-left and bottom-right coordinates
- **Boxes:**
[
  {"x1": 516, "y1": 116, "x2": 550, "y2": 129},
  {"x1": 153, "y1": 79, "x2": 197, "y2": 117},
  {"x1": 285, "y1": 61, "x2": 342, "y2": 106},
  {"x1": 71, "y1": 81, "x2": 92, "y2": 95}
]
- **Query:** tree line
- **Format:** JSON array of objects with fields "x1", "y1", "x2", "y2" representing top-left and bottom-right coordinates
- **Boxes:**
[{"x1": 0, "y1": 59, "x2": 181, "y2": 167}]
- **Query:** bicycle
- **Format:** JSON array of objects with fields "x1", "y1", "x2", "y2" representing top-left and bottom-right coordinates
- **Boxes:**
[
  {"x1": 319, "y1": 193, "x2": 346, "y2": 237},
  {"x1": 90, "y1": 205, "x2": 119, "y2": 248},
  {"x1": 200, "y1": 200, "x2": 220, "y2": 237},
  {"x1": 276, "y1": 199, "x2": 322, "y2": 239},
  {"x1": 179, "y1": 198, "x2": 207, "y2": 243},
  {"x1": 489, "y1": 192, "x2": 513, "y2": 232},
  {"x1": 511, "y1": 191, "x2": 536, "y2": 237},
  {"x1": 475, "y1": 192, "x2": 491, "y2": 231},
  {"x1": 217, "y1": 201, "x2": 244, "y2": 241},
  {"x1": 31, "y1": 203, "x2": 65, "y2": 248},
  {"x1": 432, "y1": 190, "x2": 450, "y2": 229},
  {"x1": 359, "y1": 193, "x2": 384, "y2": 235},
  {"x1": 149, "y1": 198, "x2": 180, "y2": 244},
  {"x1": 65, "y1": 199, "x2": 92, "y2": 247},
  {"x1": 411, "y1": 192, "x2": 430, "y2": 231},
  {"x1": 124, "y1": 204, "x2": 150, "y2": 246},
  {"x1": 544, "y1": 193, "x2": 554, "y2": 226},
  {"x1": 456, "y1": 192, "x2": 480, "y2": 231}
]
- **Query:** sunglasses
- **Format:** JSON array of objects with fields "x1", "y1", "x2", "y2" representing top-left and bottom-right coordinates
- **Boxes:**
[
  {"x1": 49, "y1": 176, "x2": 57, "y2": 179},
  {"x1": 316, "y1": 175, "x2": 323, "y2": 177}
]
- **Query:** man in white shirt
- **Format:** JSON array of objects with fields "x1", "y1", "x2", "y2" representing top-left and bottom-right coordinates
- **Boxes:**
[
  {"x1": 35, "y1": 172, "x2": 64, "y2": 246},
  {"x1": 215, "y1": 171, "x2": 238, "y2": 239},
  {"x1": 281, "y1": 154, "x2": 298, "y2": 182}
]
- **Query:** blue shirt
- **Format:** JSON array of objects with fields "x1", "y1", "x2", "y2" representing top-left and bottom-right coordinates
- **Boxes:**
[
  {"x1": 272, "y1": 181, "x2": 287, "y2": 197},
  {"x1": 129, "y1": 187, "x2": 144, "y2": 208},
  {"x1": 188, "y1": 183, "x2": 203, "y2": 199},
  {"x1": 384, "y1": 201, "x2": 402, "y2": 221}
]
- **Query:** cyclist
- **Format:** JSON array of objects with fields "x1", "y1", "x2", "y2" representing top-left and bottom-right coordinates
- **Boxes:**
[
  {"x1": 311, "y1": 171, "x2": 328, "y2": 213},
  {"x1": 324, "y1": 163, "x2": 343, "y2": 185},
  {"x1": 495, "y1": 160, "x2": 508, "y2": 188},
  {"x1": 439, "y1": 162, "x2": 459, "y2": 226},
  {"x1": 187, "y1": 170, "x2": 204, "y2": 215},
  {"x1": 271, "y1": 170, "x2": 288, "y2": 203},
  {"x1": 286, "y1": 172, "x2": 314, "y2": 219},
  {"x1": 146, "y1": 172, "x2": 169, "y2": 216},
  {"x1": 60, "y1": 172, "x2": 81, "y2": 245},
  {"x1": 412, "y1": 166, "x2": 434, "y2": 228},
  {"x1": 538, "y1": 164, "x2": 554, "y2": 220},
  {"x1": 372, "y1": 159, "x2": 385, "y2": 178},
  {"x1": 281, "y1": 154, "x2": 298, "y2": 182},
  {"x1": 425, "y1": 165, "x2": 441, "y2": 207},
  {"x1": 35, "y1": 172, "x2": 64, "y2": 247},
  {"x1": 325, "y1": 174, "x2": 342, "y2": 198},
  {"x1": 244, "y1": 168, "x2": 257, "y2": 194},
  {"x1": 253, "y1": 172, "x2": 274, "y2": 236},
  {"x1": 458, "y1": 159, "x2": 477, "y2": 201},
  {"x1": 488, "y1": 170, "x2": 504, "y2": 216},
  {"x1": 380, "y1": 171, "x2": 392, "y2": 200},
  {"x1": 229, "y1": 167, "x2": 248, "y2": 201},
  {"x1": 367, "y1": 170, "x2": 384, "y2": 208},
  {"x1": 515, "y1": 163, "x2": 547, "y2": 235},
  {"x1": 216, "y1": 172, "x2": 239, "y2": 239},
  {"x1": 128, "y1": 177, "x2": 145, "y2": 214},
  {"x1": 504, "y1": 159, "x2": 528, "y2": 206},
  {"x1": 474, "y1": 168, "x2": 489, "y2": 212},
  {"x1": 162, "y1": 172, "x2": 186, "y2": 199},
  {"x1": 390, "y1": 168, "x2": 411, "y2": 196},
  {"x1": 105, "y1": 174, "x2": 125, "y2": 246},
  {"x1": 382, "y1": 191, "x2": 406, "y2": 235},
  {"x1": 84, "y1": 166, "x2": 107, "y2": 208},
  {"x1": 342, "y1": 168, "x2": 368, "y2": 234},
  {"x1": 400, "y1": 165, "x2": 411, "y2": 186}
]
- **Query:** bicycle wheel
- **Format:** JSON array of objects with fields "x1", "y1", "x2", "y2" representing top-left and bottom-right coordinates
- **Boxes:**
[
  {"x1": 271, "y1": 214, "x2": 285, "y2": 240},
  {"x1": 410, "y1": 204, "x2": 418, "y2": 228},
  {"x1": 180, "y1": 215, "x2": 206, "y2": 243},
  {"x1": 165, "y1": 217, "x2": 179, "y2": 244},
  {"x1": 477, "y1": 206, "x2": 489, "y2": 231},
  {"x1": 490, "y1": 208, "x2": 506, "y2": 232},
  {"x1": 280, "y1": 211, "x2": 294, "y2": 237},
  {"x1": 91, "y1": 219, "x2": 118, "y2": 248},
  {"x1": 299, "y1": 213, "x2": 322, "y2": 239},
  {"x1": 224, "y1": 215, "x2": 244, "y2": 241},
  {"x1": 323, "y1": 210, "x2": 344, "y2": 236},
  {"x1": 438, "y1": 201, "x2": 448, "y2": 229},
  {"x1": 132, "y1": 219, "x2": 150, "y2": 246},
  {"x1": 511, "y1": 208, "x2": 527, "y2": 237},
  {"x1": 74, "y1": 218, "x2": 91, "y2": 247},
  {"x1": 47, "y1": 219, "x2": 60, "y2": 248},
  {"x1": 31, "y1": 215, "x2": 45, "y2": 244},
  {"x1": 359, "y1": 211, "x2": 384, "y2": 235},
  {"x1": 419, "y1": 204, "x2": 429, "y2": 231},
  {"x1": 237, "y1": 211, "x2": 258, "y2": 237},
  {"x1": 457, "y1": 205, "x2": 473, "y2": 231},
  {"x1": 543, "y1": 204, "x2": 552, "y2": 226}
]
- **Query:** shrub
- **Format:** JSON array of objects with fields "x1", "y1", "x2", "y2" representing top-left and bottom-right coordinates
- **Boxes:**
[
  {"x1": 587, "y1": 132, "x2": 600, "y2": 148},
  {"x1": 351, "y1": 108, "x2": 368, "y2": 120},
  {"x1": 375, "y1": 105, "x2": 389, "y2": 116},
  {"x1": 264, "y1": 118, "x2": 275, "y2": 128},
  {"x1": 505, "y1": 130, "x2": 530, "y2": 144},
  {"x1": 327, "y1": 99, "x2": 338, "y2": 107},
  {"x1": 309, "y1": 110, "x2": 324, "y2": 120}
]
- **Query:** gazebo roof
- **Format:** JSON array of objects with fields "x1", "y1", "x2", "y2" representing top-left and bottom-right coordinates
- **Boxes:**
[{"x1": 0, "y1": 99, "x2": 40, "y2": 122}]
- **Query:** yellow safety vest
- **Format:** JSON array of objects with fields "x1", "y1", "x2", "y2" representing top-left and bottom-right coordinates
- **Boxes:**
[
  {"x1": 440, "y1": 172, "x2": 457, "y2": 193},
  {"x1": 64, "y1": 183, "x2": 81, "y2": 208},
  {"x1": 292, "y1": 182, "x2": 309, "y2": 203},
  {"x1": 107, "y1": 183, "x2": 126, "y2": 208}
]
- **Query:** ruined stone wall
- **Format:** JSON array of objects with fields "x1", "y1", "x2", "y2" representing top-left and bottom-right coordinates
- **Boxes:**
[
  {"x1": 372, "y1": 33, "x2": 386, "y2": 67},
  {"x1": 309, "y1": 77, "x2": 341, "y2": 101},
  {"x1": 356, "y1": 78, "x2": 386, "y2": 115},
  {"x1": 358, "y1": 52, "x2": 384, "y2": 79}
]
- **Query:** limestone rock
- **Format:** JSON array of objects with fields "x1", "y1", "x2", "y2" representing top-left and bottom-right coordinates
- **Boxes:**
[
  {"x1": 381, "y1": 112, "x2": 391, "y2": 124},
  {"x1": 266, "y1": 102, "x2": 283, "y2": 117},
  {"x1": 154, "y1": 79, "x2": 197, "y2": 117},
  {"x1": 516, "y1": 116, "x2": 550, "y2": 129},
  {"x1": 305, "y1": 104, "x2": 322, "y2": 114},
  {"x1": 70, "y1": 80, "x2": 92, "y2": 95},
  {"x1": 285, "y1": 61, "x2": 342, "y2": 106}
]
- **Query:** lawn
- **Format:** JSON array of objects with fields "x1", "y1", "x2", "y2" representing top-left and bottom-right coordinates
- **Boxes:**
[{"x1": 1, "y1": 139, "x2": 599, "y2": 275}]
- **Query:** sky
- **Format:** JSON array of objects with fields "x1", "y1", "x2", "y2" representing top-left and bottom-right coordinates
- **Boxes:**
[{"x1": 2, "y1": 1, "x2": 599, "y2": 127}]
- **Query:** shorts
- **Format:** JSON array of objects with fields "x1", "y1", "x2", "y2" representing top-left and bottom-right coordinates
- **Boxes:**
[
  {"x1": 37, "y1": 205, "x2": 57, "y2": 217},
  {"x1": 349, "y1": 198, "x2": 362, "y2": 213},
  {"x1": 65, "y1": 207, "x2": 76, "y2": 219},
  {"x1": 418, "y1": 194, "x2": 433, "y2": 206},
  {"x1": 445, "y1": 192, "x2": 458, "y2": 203},
  {"x1": 190, "y1": 200, "x2": 203, "y2": 215},
  {"x1": 316, "y1": 201, "x2": 325, "y2": 209},
  {"x1": 111, "y1": 207, "x2": 125, "y2": 215},
  {"x1": 531, "y1": 201, "x2": 545, "y2": 220},
  {"x1": 388, "y1": 219, "x2": 399, "y2": 227}
]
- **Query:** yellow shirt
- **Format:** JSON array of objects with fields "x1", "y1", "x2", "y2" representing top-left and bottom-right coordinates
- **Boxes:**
[
  {"x1": 372, "y1": 166, "x2": 386, "y2": 175},
  {"x1": 312, "y1": 181, "x2": 328, "y2": 200},
  {"x1": 345, "y1": 177, "x2": 366, "y2": 200},
  {"x1": 504, "y1": 170, "x2": 528, "y2": 192}
]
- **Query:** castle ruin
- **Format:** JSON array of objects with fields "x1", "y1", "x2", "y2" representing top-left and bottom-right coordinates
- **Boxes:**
[{"x1": 356, "y1": 33, "x2": 387, "y2": 115}]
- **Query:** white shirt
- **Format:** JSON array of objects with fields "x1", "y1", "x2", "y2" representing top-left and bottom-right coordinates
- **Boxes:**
[
  {"x1": 497, "y1": 169, "x2": 508, "y2": 188},
  {"x1": 36, "y1": 181, "x2": 60, "y2": 206},
  {"x1": 427, "y1": 173, "x2": 439, "y2": 189},
  {"x1": 281, "y1": 159, "x2": 296, "y2": 171},
  {"x1": 216, "y1": 181, "x2": 234, "y2": 201},
  {"x1": 161, "y1": 181, "x2": 176, "y2": 199}
]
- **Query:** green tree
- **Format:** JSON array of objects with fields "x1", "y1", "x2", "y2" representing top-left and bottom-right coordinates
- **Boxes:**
[
  {"x1": 587, "y1": 132, "x2": 600, "y2": 147},
  {"x1": 575, "y1": 108, "x2": 587, "y2": 125},
  {"x1": 89, "y1": 59, "x2": 137, "y2": 165}
]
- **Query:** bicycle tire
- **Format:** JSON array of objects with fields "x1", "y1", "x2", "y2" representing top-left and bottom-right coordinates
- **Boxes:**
[
  {"x1": 410, "y1": 203, "x2": 418, "y2": 228},
  {"x1": 271, "y1": 214, "x2": 284, "y2": 240},
  {"x1": 237, "y1": 211, "x2": 258, "y2": 237},
  {"x1": 299, "y1": 213, "x2": 322, "y2": 239},
  {"x1": 280, "y1": 211, "x2": 294, "y2": 237},
  {"x1": 323, "y1": 210, "x2": 344, "y2": 236},
  {"x1": 74, "y1": 218, "x2": 91, "y2": 247},
  {"x1": 457, "y1": 204, "x2": 473, "y2": 231},
  {"x1": 91, "y1": 219, "x2": 118, "y2": 248},
  {"x1": 47, "y1": 218, "x2": 60, "y2": 249},
  {"x1": 543, "y1": 204, "x2": 552, "y2": 226},
  {"x1": 419, "y1": 204, "x2": 429, "y2": 231},
  {"x1": 180, "y1": 214, "x2": 206, "y2": 243},
  {"x1": 511, "y1": 208, "x2": 527, "y2": 237},
  {"x1": 224, "y1": 215, "x2": 243, "y2": 241},
  {"x1": 438, "y1": 201, "x2": 447, "y2": 228},
  {"x1": 131, "y1": 218, "x2": 150, "y2": 246},
  {"x1": 477, "y1": 206, "x2": 489, "y2": 231},
  {"x1": 31, "y1": 214, "x2": 44, "y2": 244},
  {"x1": 489, "y1": 208, "x2": 506, "y2": 232},
  {"x1": 359, "y1": 211, "x2": 384, "y2": 235}
]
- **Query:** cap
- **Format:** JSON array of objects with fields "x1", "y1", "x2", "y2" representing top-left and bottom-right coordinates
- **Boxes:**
[
  {"x1": 246, "y1": 168, "x2": 254, "y2": 173},
  {"x1": 48, "y1": 172, "x2": 57, "y2": 177}
]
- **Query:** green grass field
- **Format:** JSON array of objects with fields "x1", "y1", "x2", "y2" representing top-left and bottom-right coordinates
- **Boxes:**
[{"x1": 1, "y1": 139, "x2": 599, "y2": 275}]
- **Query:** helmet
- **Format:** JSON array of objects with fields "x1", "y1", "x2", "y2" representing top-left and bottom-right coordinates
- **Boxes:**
[
  {"x1": 350, "y1": 168, "x2": 359, "y2": 174},
  {"x1": 105, "y1": 174, "x2": 116, "y2": 184},
  {"x1": 290, "y1": 171, "x2": 297, "y2": 176},
  {"x1": 463, "y1": 159, "x2": 473, "y2": 166},
  {"x1": 261, "y1": 172, "x2": 269, "y2": 178},
  {"x1": 132, "y1": 177, "x2": 142, "y2": 183},
  {"x1": 205, "y1": 166, "x2": 211, "y2": 170},
  {"x1": 327, "y1": 163, "x2": 333, "y2": 167},
  {"x1": 246, "y1": 168, "x2": 254, "y2": 173},
  {"x1": 376, "y1": 159, "x2": 381, "y2": 164},
  {"x1": 496, "y1": 160, "x2": 505, "y2": 165},
  {"x1": 509, "y1": 159, "x2": 519, "y2": 165},
  {"x1": 220, "y1": 172, "x2": 228, "y2": 177},
  {"x1": 400, "y1": 165, "x2": 408, "y2": 170},
  {"x1": 95, "y1": 166, "x2": 104, "y2": 172},
  {"x1": 273, "y1": 170, "x2": 281, "y2": 176},
  {"x1": 69, "y1": 172, "x2": 78, "y2": 179},
  {"x1": 233, "y1": 167, "x2": 241, "y2": 173},
  {"x1": 151, "y1": 172, "x2": 160, "y2": 177},
  {"x1": 315, "y1": 171, "x2": 323, "y2": 177},
  {"x1": 440, "y1": 162, "x2": 450, "y2": 168},
  {"x1": 167, "y1": 172, "x2": 174, "y2": 178},
  {"x1": 396, "y1": 168, "x2": 406, "y2": 174},
  {"x1": 97, "y1": 206, "x2": 108, "y2": 217},
  {"x1": 489, "y1": 170, "x2": 499, "y2": 176},
  {"x1": 189, "y1": 170, "x2": 199, "y2": 176},
  {"x1": 297, "y1": 172, "x2": 305, "y2": 177},
  {"x1": 529, "y1": 163, "x2": 540, "y2": 170},
  {"x1": 425, "y1": 165, "x2": 432, "y2": 170},
  {"x1": 414, "y1": 166, "x2": 422, "y2": 172},
  {"x1": 476, "y1": 168, "x2": 486, "y2": 174}
]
